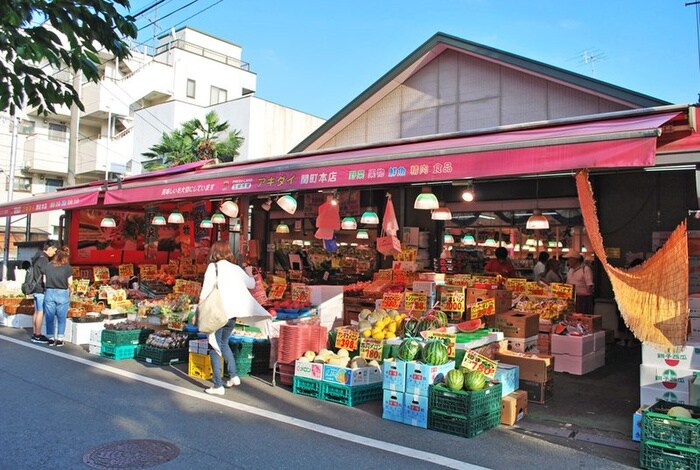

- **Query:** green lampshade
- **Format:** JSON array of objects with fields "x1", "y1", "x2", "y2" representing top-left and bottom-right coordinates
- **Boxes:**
[
  {"x1": 151, "y1": 215, "x2": 166, "y2": 226},
  {"x1": 211, "y1": 213, "x2": 226, "y2": 224},
  {"x1": 276, "y1": 223, "x2": 290, "y2": 234},
  {"x1": 443, "y1": 234, "x2": 455, "y2": 244},
  {"x1": 356, "y1": 230, "x2": 369, "y2": 239},
  {"x1": 462, "y1": 234, "x2": 476, "y2": 246},
  {"x1": 414, "y1": 187, "x2": 439, "y2": 210},
  {"x1": 341, "y1": 217, "x2": 358, "y2": 230},
  {"x1": 199, "y1": 219, "x2": 213, "y2": 229},
  {"x1": 360, "y1": 210, "x2": 379, "y2": 225}
]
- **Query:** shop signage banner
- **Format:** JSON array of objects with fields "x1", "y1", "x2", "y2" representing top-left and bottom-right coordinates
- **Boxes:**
[
  {"x1": 359, "y1": 338, "x2": 383, "y2": 361},
  {"x1": 0, "y1": 188, "x2": 100, "y2": 217},
  {"x1": 461, "y1": 349, "x2": 498, "y2": 379},
  {"x1": 335, "y1": 328, "x2": 359, "y2": 351}
]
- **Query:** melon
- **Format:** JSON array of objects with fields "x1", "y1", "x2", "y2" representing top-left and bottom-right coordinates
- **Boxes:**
[
  {"x1": 422, "y1": 339, "x2": 449, "y2": 366},
  {"x1": 431, "y1": 310, "x2": 449, "y2": 328},
  {"x1": 337, "y1": 348, "x2": 350, "y2": 358},
  {"x1": 397, "y1": 339, "x2": 422, "y2": 361},
  {"x1": 403, "y1": 318, "x2": 420, "y2": 338},
  {"x1": 359, "y1": 308, "x2": 372, "y2": 321},
  {"x1": 445, "y1": 369, "x2": 465, "y2": 391},
  {"x1": 668, "y1": 406, "x2": 693, "y2": 419},
  {"x1": 456, "y1": 319, "x2": 483, "y2": 333},
  {"x1": 418, "y1": 315, "x2": 440, "y2": 333},
  {"x1": 464, "y1": 371, "x2": 487, "y2": 391}
]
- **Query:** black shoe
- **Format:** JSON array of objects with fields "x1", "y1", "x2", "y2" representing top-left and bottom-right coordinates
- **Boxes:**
[
  {"x1": 38, "y1": 334, "x2": 50, "y2": 343},
  {"x1": 47, "y1": 338, "x2": 56, "y2": 346},
  {"x1": 55, "y1": 339, "x2": 64, "y2": 347},
  {"x1": 31, "y1": 334, "x2": 49, "y2": 344}
]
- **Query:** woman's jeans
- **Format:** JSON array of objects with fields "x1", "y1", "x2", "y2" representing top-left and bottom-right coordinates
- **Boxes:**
[
  {"x1": 209, "y1": 317, "x2": 238, "y2": 388},
  {"x1": 44, "y1": 288, "x2": 69, "y2": 338}
]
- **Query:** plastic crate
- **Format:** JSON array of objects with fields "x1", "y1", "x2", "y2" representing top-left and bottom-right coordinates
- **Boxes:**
[
  {"x1": 101, "y1": 329, "x2": 151, "y2": 346},
  {"x1": 428, "y1": 382, "x2": 502, "y2": 418},
  {"x1": 428, "y1": 408, "x2": 501, "y2": 438},
  {"x1": 293, "y1": 376, "x2": 323, "y2": 398},
  {"x1": 321, "y1": 382, "x2": 382, "y2": 407},
  {"x1": 189, "y1": 352, "x2": 216, "y2": 380},
  {"x1": 101, "y1": 344, "x2": 138, "y2": 361},
  {"x1": 643, "y1": 400, "x2": 700, "y2": 448},
  {"x1": 136, "y1": 344, "x2": 188, "y2": 365},
  {"x1": 640, "y1": 440, "x2": 700, "y2": 470}
]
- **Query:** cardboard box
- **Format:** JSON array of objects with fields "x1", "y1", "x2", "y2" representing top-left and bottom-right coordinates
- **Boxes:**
[
  {"x1": 501, "y1": 390, "x2": 528, "y2": 425},
  {"x1": 323, "y1": 364, "x2": 365, "y2": 386},
  {"x1": 495, "y1": 364, "x2": 520, "y2": 397},
  {"x1": 403, "y1": 392, "x2": 429, "y2": 428},
  {"x1": 382, "y1": 389, "x2": 404, "y2": 423},
  {"x1": 404, "y1": 361, "x2": 455, "y2": 396},
  {"x1": 565, "y1": 313, "x2": 603, "y2": 332},
  {"x1": 554, "y1": 351, "x2": 603, "y2": 375},
  {"x1": 412, "y1": 281, "x2": 436, "y2": 297},
  {"x1": 639, "y1": 364, "x2": 698, "y2": 393},
  {"x1": 640, "y1": 382, "x2": 690, "y2": 406},
  {"x1": 539, "y1": 318, "x2": 557, "y2": 333},
  {"x1": 495, "y1": 311, "x2": 539, "y2": 339},
  {"x1": 496, "y1": 351, "x2": 554, "y2": 383},
  {"x1": 690, "y1": 318, "x2": 700, "y2": 339},
  {"x1": 551, "y1": 334, "x2": 594, "y2": 356},
  {"x1": 402, "y1": 227, "x2": 420, "y2": 246},
  {"x1": 383, "y1": 360, "x2": 408, "y2": 392},
  {"x1": 642, "y1": 342, "x2": 700, "y2": 369},
  {"x1": 506, "y1": 335, "x2": 538, "y2": 353},
  {"x1": 520, "y1": 379, "x2": 553, "y2": 404},
  {"x1": 467, "y1": 288, "x2": 513, "y2": 314},
  {"x1": 295, "y1": 361, "x2": 324, "y2": 380},
  {"x1": 689, "y1": 295, "x2": 700, "y2": 318},
  {"x1": 632, "y1": 407, "x2": 648, "y2": 442},
  {"x1": 365, "y1": 365, "x2": 383, "y2": 384}
]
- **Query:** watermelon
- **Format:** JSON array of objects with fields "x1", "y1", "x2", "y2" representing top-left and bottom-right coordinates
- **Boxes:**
[
  {"x1": 464, "y1": 371, "x2": 487, "y2": 391},
  {"x1": 403, "y1": 318, "x2": 420, "y2": 338},
  {"x1": 445, "y1": 369, "x2": 464, "y2": 391},
  {"x1": 422, "y1": 339, "x2": 449, "y2": 366},
  {"x1": 456, "y1": 319, "x2": 483, "y2": 333},
  {"x1": 397, "y1": 339, "x2": 422, "y2": 361},
  {"x1": 418, "y1": 315, "x2": 440, "y2": 333},
  {"x1": 431, "y1": 310, "x2": 449, "y2": 328}
]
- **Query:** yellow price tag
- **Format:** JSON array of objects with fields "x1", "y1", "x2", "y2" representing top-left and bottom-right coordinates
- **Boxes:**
[
  {"x1": 470, "y1": 298, "x2": 496, "y2": 319},
  {"x1": 460, "y1": 349, "x2": 498, "y2": 379},
  {"x1": 118, "y1": 264, "x2": 134, "y2": 278},
  {"x1": 404, "y1": 292, "x2": 428, "y2": 312},
  {"x1": 93, "y1": 266, "x2": 110, "y2": 282},
  {"x1": 335, "y1": 328, "x2": 359, "y2": 351},
  {"x1": 359, "y1": 338, "x2": 384, "y2": 361},
  {"x1": 139, "y1": 264, "x2": 158, "y2": 279},
  {"x1": 551, "y1": 282, "x2": 574, "y2": 300},
  {"x1": 381, "y1": 292, "x2": 403, "y2": 310}
]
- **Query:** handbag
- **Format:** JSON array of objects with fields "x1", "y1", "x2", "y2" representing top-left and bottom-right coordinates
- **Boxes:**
[
  {"x1": 195, "y1": 263, "x2": 228, "y2": 334},
  {"x1": 376, "y1": 231, "x2": 402, "y2": 256}
]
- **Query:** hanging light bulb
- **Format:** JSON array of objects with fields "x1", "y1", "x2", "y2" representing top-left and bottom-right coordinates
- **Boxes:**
[
  {"x1": 431, "y1": 204, "x2": 452, "y2": 221},
  {"x1": 341, "y1": 217, "x2": 358, "y2": 230},
  {"x1": 276, "y1": 195, "x2": 297, "y2": 214},
  {"x1": 356, "y1": 230, "x2": 369, "y2": 239},
  {"x1": 526, "y1": 209, "x2": 550, "y2": 230},
  {"x1": 414, "y1": 186, "x2": 439, "y2": 210},
  {"x1": 443, "y1": 233, "x2": 455, "y2": 244},
  {"x1": 199, "y1": 219, "x2": 213, "y2": 229},
  {"x1": 581, "y1": 245, "x2": 588, "y2": 253},
  {"x1": 276, "y1": 223, "x2": 290, "y2": 234},
  {"x1": 151, "y1": 215, "x2": 166, "y2": 226},
  {"x1": 461, "y1": 182, "x2": 475, "y2": 202},
  {"x1": 167, "y1": 211, "x2": 184, "y2": 224},
  {"x1": 525, "y1": 237, "x2": 537, "y2": 246},
  {"x1": 483, "y1": 236, "x2": 498, "y2": 247},
  {"x1": 462, "y1": 234, "x2": 476, "y2": 246},
  {"x1": 360, "y1": 208, "x2": 379, "y2": 225},
  {"x1": 100, "y1": 217, "x2": 116, "y2": 228},
  {"x1": 211, "y1": 213, "x2": 226, "y2": 224},
  {"x1": 220, "y1": 200, "x2": 239, "y2": 218}
]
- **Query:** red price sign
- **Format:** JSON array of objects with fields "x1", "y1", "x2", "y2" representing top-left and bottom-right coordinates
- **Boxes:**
[
  {"x1": 525, "y1": 282, "x2": 548, "y2": 296},
  {"x1": 550, "y1": 283, "x2": 574, "y2": 300},
  {"x1": 93, "y1": 266, "x2": 110, "y2": 282},
  {"x1": 359, "y1": 338, "x2": 383, "y2": 361},
  {"x1": 289, "y1": 269, "x2": 303, "y2": 281},
  {"x1": 374, "y1": 269, "x2": 393, "y2": 281},
  {"x1": 118, "y1": 264, "x2": 134, "y2": 278},
  {"x1": 335, "y1": 328, "x2": 359, "y2": 351},
  {"x1": 426, "y1": 332, "x2": 456, "y2": 358},
  {"x1": 505, "y1": 277, "x2": 527, "y2": 293},
  {"x1": 393, "y1": 270, "x2": 409, "y2": 285},
  {"x1": 404, "y1": 292, "x2": 427, "y2": 311},
  {"x1": 74, "y1": 279, "x2": 90, "y2": 295},
  {"x1": 140, "y1": 265, "x2": 158, "y2": 279},
  {"x1": 291, "y1": 286, "x2": 311, "y2": 304},
  {"x1": 173, "y1": 279, "x2": 187, "y2": 294},
  {"x1": 461, "y1": 349, "x2": 498, "y2": 379},
  {"x1": 440, "y1": 288, "x2": 465, "y2": 313},
  {"x1": 470, "y1": 298, "x2": 496, "y2": 319},
  {"x1": 268, "y1": 283, "x2": 287, "y2": 300},
  {"x1": 381, "y1": 292, "x2": 403, "y2": 310}
]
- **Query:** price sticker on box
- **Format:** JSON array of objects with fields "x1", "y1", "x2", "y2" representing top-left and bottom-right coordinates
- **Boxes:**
[
  {"x1": 550, "y1": 282, "x2": 574, "y2": 300},
  {"x1": 118, "y1": 264, "x2": 134, "y2": 278},
  {"x1": 505, "y1": 277, "x2": 527, "y2": 293},
  {"x1": 140, "y1": 264, "x2": 158, "y2": 279},
  {"x1": 470, "y1": 298, "x2": 496, "y2": 319},
  {"x1": 268, "y1": 283, "x2": 287, "y2": 300},
  {"x1": 335, "y1": 328, "x2": 359, "y2": 351},
  {"x1": 404, "y1": 292, "x2": 428, "y2": 311},
  {"x1": 460, "y1": 349, "x2": 498, "y2": 379},
  {"x1": 359, "y1": 338, "x2": 384, "y2": 361},
  {"x1": 291, "y1": 285, "x2": 311, "y2": 305},
  {"x1": 425, "y1": 332, "x2": 456, "y2": 358},
  {"x1": 440, "y1": 287, "x2": 465, "y2": 313},
  {"x1": 381, "y1": 292, "x2": 403, "y2": 310},
  {"x1": 93, "y1": 266, "x2": 110, "y2": 282}
]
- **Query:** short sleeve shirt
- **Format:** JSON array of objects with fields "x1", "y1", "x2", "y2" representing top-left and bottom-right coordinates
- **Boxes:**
[
  {"x1": 45, "y1": 263, "x2": 73, "y2": 289},
  {"x1": 566, "y1": 264, "x2": 593, "y2": 295}
]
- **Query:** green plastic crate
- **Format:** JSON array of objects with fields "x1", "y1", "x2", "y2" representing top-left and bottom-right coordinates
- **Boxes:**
[
  {"x1": 640, "y1": 440, "x2": 700, "y2": 470},
  {"x1": 101, "y1": 329, "x2": 151, "y2": 346},
  {"x1": 643, "y1": 400, "x2": 700, "y2": 448},
  {"x1": 136, "y1": 344, "x2": 188, "y2": 365},
  {"x1": 322, "y1": 382, "x2": 382, "y2": 406},
  {"x1": 428, "y1": 408, "x2": 501, "y2": 438},
  {"x1": 293, "y1": 376, "x2": 323, "y2": 398},
  {"x1": 428, "y1": 382, "x2": 502, "y2": 418},
  {"x1": 100, "y1": 344, "x2": 137, "y2": 361}
]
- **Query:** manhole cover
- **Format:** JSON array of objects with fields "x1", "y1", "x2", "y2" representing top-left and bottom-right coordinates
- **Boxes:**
[{"x1": 83, "y1": 439, "x2": 180, "y2": 469}]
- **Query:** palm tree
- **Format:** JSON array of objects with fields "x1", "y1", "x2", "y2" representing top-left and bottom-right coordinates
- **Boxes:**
[{"x1": 141, "y1": 111, "x2": 244, "y2": 170}]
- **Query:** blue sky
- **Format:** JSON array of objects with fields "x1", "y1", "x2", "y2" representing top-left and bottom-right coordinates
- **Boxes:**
[{"x1": 132, "y1": 0, "x2": 699, "y2": 120}]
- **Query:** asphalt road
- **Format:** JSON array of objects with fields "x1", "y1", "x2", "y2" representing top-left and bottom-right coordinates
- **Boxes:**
[{"x1": 0, "y1": 328, "x2": 636, "y2": 469}]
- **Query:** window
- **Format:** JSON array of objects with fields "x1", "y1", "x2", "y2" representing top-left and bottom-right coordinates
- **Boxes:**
[
  {"x1": 45, "y1": 178, "x2": 63, "y2": 192},
  {"x1": 48, "y1": 123, "x2": 67, "y2": 142},
  {"x1": 18, "y1": 120, "x2": 35, "y2": 135},
  {"x1": 14, "y1": 176, "x2": 31, "y2": 192},
  {"x1": 210, "y1": 86, "x2": 227, "y2": 105},
  {"x1": 186, "y1": 79, "x2": 196, "y2": 98}
]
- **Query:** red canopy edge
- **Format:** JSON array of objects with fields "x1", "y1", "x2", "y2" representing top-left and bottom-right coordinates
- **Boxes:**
[{"x1": 0, "y1": 186, "x2": 101, "y2": 217}]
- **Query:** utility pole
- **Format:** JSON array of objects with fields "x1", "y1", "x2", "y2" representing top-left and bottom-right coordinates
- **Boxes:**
[
  {"x1": 67, "y1": 70, "x2": 81, "y2": 186},
  {"x1": 3, "y1": 115, "x2": 18, "y2": 280}
]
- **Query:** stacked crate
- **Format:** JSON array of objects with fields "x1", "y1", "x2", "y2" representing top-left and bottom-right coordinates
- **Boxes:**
[
  {"x1": 88, "y1": 329, "x2": 102, "y2": 356},
  {"x1": 427, "y1": 382, "x2": 502, "y2": 438},
  {"x1": 640, "y1": 400, "x2": 700, "y2": 469},
  {"x1": 275, "y1": 324, "x2": 328, "y2": 386}
]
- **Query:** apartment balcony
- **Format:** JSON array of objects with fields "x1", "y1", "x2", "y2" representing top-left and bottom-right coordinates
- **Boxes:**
[
  {"x1": 77, "y1": 134, "x2": 131, "y2": 177},
  {"x1": 23, "y1": 135, "x2": 69, "y2": 175}
]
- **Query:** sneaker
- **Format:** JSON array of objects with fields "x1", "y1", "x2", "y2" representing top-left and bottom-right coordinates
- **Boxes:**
[
  {"x1": 204, "y1": 386, "x2": 225, "y2": 395},
  {"x1": 31, "y1": 334, "x2": 49, "y2": 344},
  {"x1": 47, "y1": 338, "x2": 56, "y2": 346},
  {"x1": 55, "y1": 339, "x2": 64, "y2": 347},
  {"x1": 225, "y1": 376, "x2": 241, "y2": 387}
]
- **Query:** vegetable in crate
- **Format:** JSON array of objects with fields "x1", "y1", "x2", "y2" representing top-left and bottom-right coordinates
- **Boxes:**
[
  {"x1": 463, "y1": 371, "x2": 487, "y2": 391},
  {"x1": 445, "y1": 369, "x2": 465, "y2": 391},
  {"x1": 397, "y1": 339, "x2": 422, "y2": 361},
  {"x1": 422, "y1": 339, "x2": 449, "y2": 366}
]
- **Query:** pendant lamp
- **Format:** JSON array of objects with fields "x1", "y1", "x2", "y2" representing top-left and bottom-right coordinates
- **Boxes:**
[
  {"x1": 100, "y1": 217, "x2": 116, "y2": 228},
  {"x1": 167, "y1": 211, "x2": 185, "y2": 224},
  {"x1": 461, "y1": 184, "x2": 475, "y2": 202},
  {"x1": 443, "y1": 233, "x2": 455, "y2": 244},
  {"x1": 220, "y1": 200, "x2": 239, "y2": 218},
  {"x1": 276, "y1": 223, "x2": 290, "y2": 234},
  {"x1": 341, "y1": 217, "x2": 357, "y2": 230},
  {"x1": 462, "y1": 234, "x2": 476, "y2": 246},
  {"x1": 526, "y1": 179, "x2": 549, "y2": 230},
  {"x1": 483, "y1": 236, "x2": 497, "y2": 247},
  {"x1": 211, "y1": 213, "x2": 226, "y2": 224},
  {"x1": 431, "y1": 204, "x2": 452, "y2": 221},
  {"x1": 199, "y1": 219, "x2": 213, "y2": 229},
  {"x1": 356, "y1": 230, "x2": 369, "y2": 239},
  {"x1": 151, "y1": 215, "x2": 166, "y2": 226},
  {"x1": 277, "y1": 194, "x2": 297, "y2": 215},
  {"x1": 414, "y1": 186, "x2": 439, "y2": 210},
  {"x1": 360, "y1": 208, "x2": 379, "y2": 225}
]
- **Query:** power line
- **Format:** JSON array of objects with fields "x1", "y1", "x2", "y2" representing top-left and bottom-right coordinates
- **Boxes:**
[
  {"x1": 138, "y1": 0, "x2": 201, "y2": 31},
  {"x1": 173, "y1": 0, "x2": 223, "y2": 28}
]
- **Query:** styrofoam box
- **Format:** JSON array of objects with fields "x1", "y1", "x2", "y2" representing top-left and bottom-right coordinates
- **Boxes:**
[
  {"x1": 323, "y1": 364, "x2": 365, "y2": 386},
  {"x1": 553, "y1": 351, "x2": 601, "y2": 375},
  {"x1": 88, "y1": 344, "x2": 102, "y2": 356},
  {"x1": 71, "y1": 321, "x2": 106, "y2": 345},
  {"x1": 3, "y1": 313, "x2": 33, "y2": 328},
  {"x1": 639, "y1": 364, "x2": 698, "y2": 393},
  {"x1": 90, "y1": 329, "x2": 102, "y2": 344},
  {"x1": 382, "y1": 389, "x2": 405, "y2": 423},
  {"x1": 592, "y1": 330, "x2": 606, "y2": 352},
  {"x1": 383, "y1": 360, "x2": 408, "y2": 392},
  {"x1": 551, "y1": 334, "x2": 594, "y2": 356},
  {"x1": 294, "y1": 361, "x2": 324, "y2": 380},
  {"x1": 495, "y1": 363, "x2": 520, "y2": 397},
  {"x1": 690, "y1": 295, "x2": 700, "y2": 318},
  {"x1": 403, "y1": 392, "x2": 429, "y2": 428},
  {"x1": 506, "y1": 335, "x2": 538, "y2": 353},
  {"x1": 640, "y1": 382, "x2": 690, "y2": 406},
  {"x1": 404, "y1": 361, "x2": 455, "y2": 396},
  {"x1": 690, "y1": 318, "x2": 700, "y2": 337},
  {"x1": 642, "y1": 342, "x2": 700, "y2": 369}
]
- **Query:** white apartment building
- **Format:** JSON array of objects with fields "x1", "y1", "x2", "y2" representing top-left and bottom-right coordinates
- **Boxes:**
[{"x1": 0, "y1": 27, "x2": 325, "y2": 252}]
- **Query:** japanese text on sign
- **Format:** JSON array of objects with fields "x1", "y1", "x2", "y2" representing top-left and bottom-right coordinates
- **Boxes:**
[
  {"x1": 440, "y1": 287, "x2": 465, "y2": 313},
  {"x1": 381, "y1": 292, "x2": 403, "y2": 310},
  {"x1": 73, "y1": 279, "x2": 90, "y2": 295},
  {"x1": 426, "y1": 332, "x2": 456, "y2": 358},
  {"x1": 550, "y1": 283, "x2": 574, "y2": 300},
  {"x1": 140, "y1": 265, "x2": 158, "y2": 279},
  {"x1": 291, "y1": 285, "x2": 311, "y2": 304},
  {"x1": 359, "y1": 338, "x2": 384, "y2": 361},
  {"x1": 107, "y1": 288, "x2": 127, "y2": 306},
  {"x1": 461, "y1": 349, "x2": 498, "y2": 379},
  {"x1": 267, "y1": 283, "x2": 287, "y2": 300},
  {"x1": 289, "y1": 269, "x2": 302, "y2": 281},
  {"x1": 470, "y1": 298, "x2": 496, "y2": 319},
  {"x1": 505, "y1": 277, "x2": 527, "y2": 293},
  {"x1": 374, "y1": 269, "x2": 393, "y2": 281},
  {"x1": 93, "y1": 266, "x2": 110, "y2": 283},
  {"x1": 404, "y1": 292, "x2": 428, "y2": 312},
  {"x1": 335, "y1": 328, "x2": 359, "y2": 351},
  {"x1": 525, "y1": 282, "x2": 549, "y2": 297},
  {"x1": 118, "y1": 264, "x2": 134, "y2": 278},
  {"x1": 450, "y1": 274, "x2": 472, "y2": 287}
]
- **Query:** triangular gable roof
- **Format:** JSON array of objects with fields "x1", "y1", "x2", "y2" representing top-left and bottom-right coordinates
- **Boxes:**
[{"x1": 292, "y1": 32, "x2": 670, "y2": 153}]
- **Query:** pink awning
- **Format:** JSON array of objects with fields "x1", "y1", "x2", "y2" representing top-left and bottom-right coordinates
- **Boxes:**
[
  {"x1": 103, "y1": 112, "x2": 679, "y2": 206},
  {"x1": 0, "y1": 187, "x2": 101, "y2": 217}
]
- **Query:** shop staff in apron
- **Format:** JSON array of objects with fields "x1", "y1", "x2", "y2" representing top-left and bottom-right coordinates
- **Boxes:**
[{"x1": 565, "y1": 253, "x2": 594, "y2": 314}]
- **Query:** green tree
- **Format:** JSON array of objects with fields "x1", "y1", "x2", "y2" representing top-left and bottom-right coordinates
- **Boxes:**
[
  {"x1": 142, "y1": 111, "x2": 244, "y2": 170},
  {"x1": 0, "y1": 0, "x2": 137, "y2": 115}
]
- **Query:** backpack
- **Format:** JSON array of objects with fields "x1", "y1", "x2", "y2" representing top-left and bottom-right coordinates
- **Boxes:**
[{"x1": 21, "y1": 268, "x2": 37, "y2": 295}]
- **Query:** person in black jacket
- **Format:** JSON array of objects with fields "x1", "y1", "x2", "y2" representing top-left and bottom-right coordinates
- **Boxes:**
[{"x1": 30, "y1": 240, "x2": 57, "y2": 343}]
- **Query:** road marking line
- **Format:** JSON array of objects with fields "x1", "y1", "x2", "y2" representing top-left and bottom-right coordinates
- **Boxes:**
[{"x1": 0, "y1": 334, "x2": 487, "y2": 470}]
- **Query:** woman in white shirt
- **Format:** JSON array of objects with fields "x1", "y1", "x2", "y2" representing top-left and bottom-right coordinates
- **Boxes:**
[{"x1": 199, "y1": 241, "x2": 270, "y2": 395}]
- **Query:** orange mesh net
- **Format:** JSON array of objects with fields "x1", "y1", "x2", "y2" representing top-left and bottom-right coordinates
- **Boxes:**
[{"x1": 575, "y1": 169, "x2": 688, "y2": 349}]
